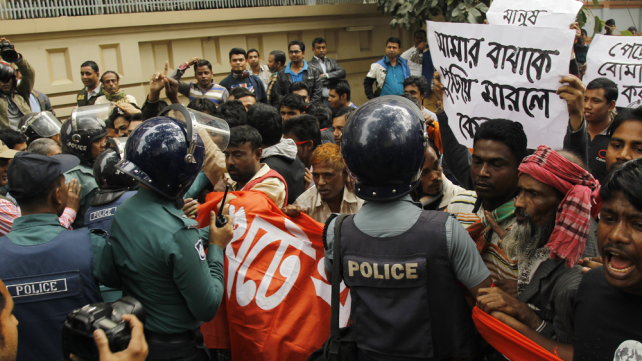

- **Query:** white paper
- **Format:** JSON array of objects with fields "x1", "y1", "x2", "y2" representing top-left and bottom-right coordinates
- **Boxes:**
[
  {"x1": 487, "y1": 0, "x2": 583, "y2": 28},
  {"x1": 584, "y1": 34, "x2": 642, "y2": 108},
  {"x1": 428, "y1": 21, "x2": 575, "y2": 149}
]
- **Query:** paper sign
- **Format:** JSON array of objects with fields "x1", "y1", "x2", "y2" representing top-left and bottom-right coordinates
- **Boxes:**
[
  {"x1": 487, "y1": 0, "x2": 582, "y2": 28},
  {"x1": 584, "y1": 34, "x2": 642, "y2": 108},
  {"x1": 428, "y1": 21, "x2": 575, "y2": 149}
]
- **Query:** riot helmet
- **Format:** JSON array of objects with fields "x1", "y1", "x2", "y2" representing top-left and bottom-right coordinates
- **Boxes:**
[
  {"x1": 19, "y1": 111, "x2": 62, "y2": 145},
  {"x1": 0, "y1": 62, "x2": 16, "y2": 94},
  {"x1": 341, "y1": 96, "x2": 426, "y2": 201},
  {"x1": 61, "y1": 104, "x2": 110, "y2": 163},
  {"x1": 93, "y1": 138, "x2": 136, "y2": 190},
  {"x1": 116, "y1": 105, "x2": 205, "y2": 201},
  {"x1": 163, "y1": 104, "x2": 230, "y2": 151}
]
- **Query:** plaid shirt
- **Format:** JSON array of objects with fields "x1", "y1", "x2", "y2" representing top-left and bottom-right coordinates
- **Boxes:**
[{"x1": 0, "y1": 198, "x2": 76, "y2": 236}]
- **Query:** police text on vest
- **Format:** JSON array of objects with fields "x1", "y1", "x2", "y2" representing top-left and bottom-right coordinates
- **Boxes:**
[{"x1": 7, "y1": 279, "x2": 68, "y2": 298}]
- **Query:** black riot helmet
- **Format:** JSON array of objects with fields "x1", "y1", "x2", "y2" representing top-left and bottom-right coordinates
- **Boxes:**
[
  {"x1": 93, "y1": 138, "x2": 136, "y2": 190},
  {"x1": 0, "y1": 62, "x2": 16, "y2": 94},
  {"x1": 61, "y1": 104, "x2": 110, "y2": 163},
  {"x1": 341, "y1": 96, "x2": 426, "y2": 201},
  {"x1": 116, "y1": 105, "x2": 206, "y2": 203},
  {"x1": 19, "y1": 111, "x2": 62, "y2": 145}
]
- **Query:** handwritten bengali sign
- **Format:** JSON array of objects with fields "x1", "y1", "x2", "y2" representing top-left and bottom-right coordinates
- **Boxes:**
[
  {"x1": 428, "y1": 21, "x2": 575, "y2": 148},
  {"x1": 584, "y1": 34, "x2": 642, "y2": 108},
  {"x1": 487, "y1": 0, "x2": 582, "y2": 28}
]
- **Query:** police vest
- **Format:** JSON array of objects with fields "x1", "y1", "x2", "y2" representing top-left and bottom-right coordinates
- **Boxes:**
[
  {"x1": 85, "y1": 190, "x2": 137, "y2": 233},
  {"x1": 0, "y1": 228, "x2": 101, "y2": 361},
  {"x1": 340, "y1": 211, "x2": 475, "y2": 360}
]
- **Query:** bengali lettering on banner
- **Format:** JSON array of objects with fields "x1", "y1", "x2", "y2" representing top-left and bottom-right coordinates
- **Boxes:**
[
  {"x1": 427, "y1": 21, "x2": 575, "y2": 149},
  {"x1": 486, "y1": 0, "x2": 582, "y2": 28},
  {"x1": 584, "y1": 34, "x2": 642, "y2": 108},
  {"x1": 196, "y1": 191, "x2": 351, "y2": 361}
]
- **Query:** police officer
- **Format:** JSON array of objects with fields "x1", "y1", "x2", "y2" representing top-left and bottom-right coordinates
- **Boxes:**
[
  {"x1": 84, "y1": 138, "x2": 137, "y2": 233},
  {"x1": 324, "y1": 96, "x2": 492, "y2": 361},
  {"x1": 18, "y1": 111, "x2": 62, "y2": 146},
  {"x1": 106, "y1": 107, "x2": 234, "y2": 361},
  {"x1": 61, "y1": 104, "x2": 110, "y2": 228},
  {"x1": 0, "y1": 152, "x2": 117, "y2": 361}
]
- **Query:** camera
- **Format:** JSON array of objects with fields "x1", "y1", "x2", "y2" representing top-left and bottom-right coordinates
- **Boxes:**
[
  {"x1": 0, "y1": 41, "x2": 18, "y2": 63},
  {"x1": 62, "y1": 296, "x2": 145, "y2": 361}
]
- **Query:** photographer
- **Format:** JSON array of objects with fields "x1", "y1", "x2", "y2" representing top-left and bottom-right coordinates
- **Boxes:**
[{"x1": 0, "y1": 38, "x2": 34, "y2": 130}]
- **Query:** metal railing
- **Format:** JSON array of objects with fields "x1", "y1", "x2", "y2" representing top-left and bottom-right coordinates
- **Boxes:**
[{"x1": 0, "y1": 0, "x2": 367, "y2": 19}]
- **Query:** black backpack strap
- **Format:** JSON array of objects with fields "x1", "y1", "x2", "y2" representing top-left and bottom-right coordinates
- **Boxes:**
[{"x1": 330, "y1": 214, "x2": 349, "y2": 350}]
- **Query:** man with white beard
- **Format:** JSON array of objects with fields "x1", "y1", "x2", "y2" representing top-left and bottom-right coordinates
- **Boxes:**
[{"x1": 477, "y1": 146, "x2": 601, "y2": 360}]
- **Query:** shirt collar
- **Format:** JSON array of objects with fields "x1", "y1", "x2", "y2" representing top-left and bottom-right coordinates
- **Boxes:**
[
  {"x1": 313, "y1": 185, "x2": 359, "y2": 209},
  {"x1": 11, "y1": 213, "x2": 63, "y2": 231},
  {"x1": 285, "y1": 60, "x2": 308, "y2": 75},
  {"x1": 314, "y1": 56, "x2": 325, "y2": 62},
  {"x1": 86, "y1": 83, "x2": 102, "y2": 96}
]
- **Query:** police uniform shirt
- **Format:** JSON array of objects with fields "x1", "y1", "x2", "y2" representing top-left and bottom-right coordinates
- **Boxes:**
[
  {"x1": 324, "y1": 195, "x2": 490, "y2": 289},
  {"x1": 65, "y1": 162, "x2": 100, "y2": 229},
  {"x1": 107, "y1": 187, "x2": 225, "y2": 334}
]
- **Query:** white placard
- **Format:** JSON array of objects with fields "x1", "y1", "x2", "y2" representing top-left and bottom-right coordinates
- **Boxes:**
[
  {"x1": 584, "y1": 34, "x2": 642, "y2": 108},
  {"x1": 428, "y1": 21, "x2": 575, "y2": 149},
  {"x1": 486, "y1": 0, "x2": 582, "y2": 28}
]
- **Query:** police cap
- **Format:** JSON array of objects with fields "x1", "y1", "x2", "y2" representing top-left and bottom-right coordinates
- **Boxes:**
[{"x1": 8, "y1": 152, "x2": 79, "y2": 199}]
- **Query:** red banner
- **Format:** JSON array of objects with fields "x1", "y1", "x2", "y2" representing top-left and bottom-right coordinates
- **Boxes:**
[{"x1": 197, "y1": 191, "x2": 351, "y2": 360}]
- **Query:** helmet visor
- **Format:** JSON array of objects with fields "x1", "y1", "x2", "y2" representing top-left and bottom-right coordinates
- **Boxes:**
[
  {"x1": 106, "y1": 137, "x2": 127, "y2": 159},
  {"x1": 20, "y1": 111, "x2": 61, "y2": 138},
  {"x1": 70, "y1": 103, "x2": 112, "y2": 131},
  {"x1": 167, "y1": 108, "x2": 230, "y2": 151}
]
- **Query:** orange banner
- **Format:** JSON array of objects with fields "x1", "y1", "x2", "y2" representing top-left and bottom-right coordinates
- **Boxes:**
[{"x1": 197, "y1": 191, "x2": 351, "y2": 360}]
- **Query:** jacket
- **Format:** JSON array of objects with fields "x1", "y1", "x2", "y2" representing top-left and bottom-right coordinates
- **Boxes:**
[
  {"x1": 307, "y1": 57, "x2": 346, "y2": 88},
  {"x1": 0, "y1": 57, "x2": 34, "y2": 129},
  {"x1": 363, "y1": 56, "x2": 411, "y2": 100},
  {"x1": 76, "y1": 84, "x2": 104, "y2": 106},
  {"x1": 261, "y1": 138, "x2": 305, "y2": 205},
  {"x1": 271, "y1": 63, "x2": 323, "y2": 106}
]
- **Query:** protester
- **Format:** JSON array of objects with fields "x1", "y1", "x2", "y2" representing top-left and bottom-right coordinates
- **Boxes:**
[
  {"x1": 605, "y1": 106, "x2": 642, "y2": 173},
  {"x1": 229, "y1": 86, "x2": 257, "y2": 111},
  {"x1": 0, "y1": 129, "x2": 26, "y2": 151},
  {"x1": 0, "y1": 39, "x2": 34, "y2": 130},
  {"x1": 605, "y1": 19, "x2": 616, "y2": 35},
  {"x1": 171, "y1": 58, "x2": 229, "y2": 107},
  {"x1": 247, "y1": 103, "x2": 305, "y2": 205},
  {"x1": 246, "y1": 48, "x2": 270, "y2": 90},
  {"x1": 289, "y1": 81, "x2": 310, "y2": 105},
  {"x1": 266, "y1": 50, "x2": 286, "y2": 104},
  {"x1": 219, "y1": 48, "x2": 267, "y2": 103},
  {"x1": 284, "y1": 143, "x2": 363, "y2": 223},
  {"x1": 332, "y1": 106, "x2": 354, "y2": 146},
  {"x1": 305, "y1": 103, "x2": 335, "y2": 144},
  {"x1": 574, "y1": 29, "x2": 589, "y2": 66},
  {"x1": 108, "y1": 107, "x2": 131, "y2": 138},
  {"x1": 413, "y1": 145, "x2": 464, "y2": 211},
  {"x1": 17, "y1": 111, "x2": 61, "y2": 145},
  {"x1": 95, "y1": 71, "x2": 137, "y2": 105},
  {"x1": 327, "y1": 79, "x2": 356, "y2": 110},
  {"x1": 628, "y1": 26, "x2": 638, "y2": 35},
  {"x1": 187, "y1": 97, "x2": 218, "y2": 116},
  {"x1": 77, "y1": 60, "x2": 104, "y2": 106},
  {"x1": 0, "y1": 152, "x2": 119, "y2": 360},
  {"x1": 272, "y1": 40, "x2": 323, "y2": 105},
  {"x1": 282, "y1": 114, "x2": 321, "y2": 188},
  {"x1": 218, "y1": 125, "x2": 287, "y2": 207},
  {"x1": 308, "y1": 37, "x2": 346, "y2": 105},
  {"x1": 27, "y1": 137, "x2": 61, "y2": 156},
  {"x1": 279, "y1": 93, "x2": 307, "y2": 123},
  {"x1": 363, "y1": 37, "x2": 410, "y2": 99},
  {"x1": 324, "y1": 97, "x2": 491, "y2": 360},
  {"x1": 400, "y1": 29, "x2": 429, "y2": 77},
  {"x1": 106, "y1": 113, "x2": 234, "y2": 360},
  {"x1": 219, "y1": 99, "x2": 247, "y2": 128},
  {"x1": 403, "y1": 76, "x2": 440, "y2": 152}
]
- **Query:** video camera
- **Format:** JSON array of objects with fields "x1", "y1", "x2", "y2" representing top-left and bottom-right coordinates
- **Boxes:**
[
  {"x1": 62, "y1": 296, "x2": 145, "y2": 361},
  {"x1": 0, "y1": 40, "x2": 18, "y2": 63}
]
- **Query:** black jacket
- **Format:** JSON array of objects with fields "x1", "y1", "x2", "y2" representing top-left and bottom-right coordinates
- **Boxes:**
[
  {"x1": 271, "y1": 65, "x2": 323, "y2": 106},
  {"x1": 263, "y1": 155, "x2": 305, "y2": 205},
  {"x1": 307, "y1": 57, "x2": 346, "y2": 88}
]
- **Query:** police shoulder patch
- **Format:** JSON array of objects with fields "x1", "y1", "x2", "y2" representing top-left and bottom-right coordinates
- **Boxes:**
[
  {"x1": 195, "y1": 239, "x2": 206, "y2": 261},
  {"x1": 77, "y1": 94, "x2": 84, "y2": 100}
]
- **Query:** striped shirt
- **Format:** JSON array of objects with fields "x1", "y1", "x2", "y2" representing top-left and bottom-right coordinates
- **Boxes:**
[
  {"x1": 446, "y1": 190, "x2": 518, "y2": 281},
  {"x1": 187, "y1": 82, "x2": 228, "y2": 106},
  {"x1": 0, "y1": 198, "x2": 76, "y2": 236}
]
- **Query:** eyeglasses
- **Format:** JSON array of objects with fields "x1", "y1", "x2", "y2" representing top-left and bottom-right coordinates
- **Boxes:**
[{"x1": 288, "y1": 50, "x2": 302, "y2": 54}]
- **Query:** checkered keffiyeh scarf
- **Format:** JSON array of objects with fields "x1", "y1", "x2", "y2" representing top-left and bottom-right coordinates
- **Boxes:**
[{"x1": 518, "y1": 145, "x2": 602, "y2": 267}]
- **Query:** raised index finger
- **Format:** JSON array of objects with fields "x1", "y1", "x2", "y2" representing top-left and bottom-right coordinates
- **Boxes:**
[{"x1": 163, "y1": 61, "x2": 169, "y2": 77}]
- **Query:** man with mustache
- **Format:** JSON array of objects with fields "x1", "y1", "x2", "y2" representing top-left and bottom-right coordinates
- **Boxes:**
[
  {"x1": 476, "y1": 146, "x2": 601, "y2": 360},
  {"x1": 414, "y1": 144, "x2": 464, "y2": 211}
]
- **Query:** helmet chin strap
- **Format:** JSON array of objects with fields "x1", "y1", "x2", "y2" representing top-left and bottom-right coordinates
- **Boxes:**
[{"x1": 158, "y1": 104, "x2": 198, "y2": 164}]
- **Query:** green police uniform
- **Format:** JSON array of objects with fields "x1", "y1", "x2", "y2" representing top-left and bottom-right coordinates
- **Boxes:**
[
  {"x1": 184, "y1": 171, "x2": 210, "y2": 200},
  {"x1": 107, "y1": 187, "x2": 225, "y2": 334},
  {"x1": 5, "y1": 213, "x2": 118, "y2": 285},
  {"x1": 65, "y1": 162, "x2": 99, "y2": 229},
  {"x1": 76, "y1": 85, "x2": 104, "y2": 106}
]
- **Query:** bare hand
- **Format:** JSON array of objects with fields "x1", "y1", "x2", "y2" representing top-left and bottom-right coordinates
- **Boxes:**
[
  {"x1": 579, "y1": 63, "x2": 587, "y2": 79},
  {"x1": 557, "y1": 75, "x2": 585, "y2": 131},
  {"x1": 188, "y1": 57, "x2": 200, "y2": 66},
  {"x1": 209, "y1": 206, "x2": 234, "y2": 249},
  {"x1": 433, "y1": 71, "x2": 444, "y2": 109},
  {"x1": 182, "y1": 198, "x2": 199, "y2": 219},
  {"x1": 303, "y1": 168, "x2": 312, "y2": 189},
  {"x1": 423, "y1": 111, "x2": 435, "y2": 128},
  {"x1": 484, "y1": 210, "x2": 507, "y2": 240},
  {"x1": 281, "y1": 205, "x2": 307, "y2": 218},
  {"x1": 148, "y1": 61, "x2": 168, "y2": 102},
  {"x1": 477, "y1": 287, "x2": 541, "y2": 330},
  {"x1": 70, "y1": 314, "x2": 148, "y2": 361},
  {"x1": 570, "y1": 22, "x2": 581, "y2": 44},
  {"x1": 416, "y1": 42, "x2": 428, "y2": 52},
  {"x1": 213, "y1": 180, "x2": 228, "y2": 193},
  {"x1": 578, "y1": 256, "x2": 603, "y2": 273},
  {"x1": 66, "y1": 179, "x2": 81, "y2": 213},
  {"x1": 493, "y1": 279, "x2": 518, "y2": 298},
  {"x1": 163, "y1": 76, "x2": 180, "y2": 104},
  {"x1": 114, "y1": 102, "x2": 141, "y2": 116}
]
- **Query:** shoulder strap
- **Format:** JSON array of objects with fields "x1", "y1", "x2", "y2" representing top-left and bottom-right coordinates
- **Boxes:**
[
  {"x1": 243, "y1": 169, "x2": 289, "y2": 205},
  {"x1": 331, "y1": 214, "x2": 349, "y2": 339}
]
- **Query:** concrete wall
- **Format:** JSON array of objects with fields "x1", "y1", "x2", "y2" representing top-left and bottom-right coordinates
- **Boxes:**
[{"x1": 3, "y1": 4, "x2": 412, "y2": 118}]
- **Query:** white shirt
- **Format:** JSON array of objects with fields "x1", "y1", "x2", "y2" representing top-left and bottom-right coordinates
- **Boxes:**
[
  {"x1": 400, "y1": 46, "x2": 423, "y2": 77},
  {"x1": 86, "y1": 83, "x2": 102, "y2": 98},
  {"x1": 314, "y1": 56, "x2": 330, "y2": 97},
  {"x1": 293, "y1": 184, "x2": 364, "y2": 224}
]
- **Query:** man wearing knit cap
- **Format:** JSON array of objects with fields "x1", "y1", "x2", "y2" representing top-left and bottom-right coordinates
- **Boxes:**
[{"x1": 476, "y1": 145, "x2": 601, "y2": 360}]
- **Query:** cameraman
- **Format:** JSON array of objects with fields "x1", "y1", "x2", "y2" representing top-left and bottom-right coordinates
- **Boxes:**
[
  {"x1": 0, "y1": 279, "x2": 148, "y2": 361},
  {"x1": 0, "y1": 38, "x2": 34, "y2": 130}
]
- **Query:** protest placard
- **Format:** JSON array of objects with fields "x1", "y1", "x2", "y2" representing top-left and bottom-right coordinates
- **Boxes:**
[
  {"x1": 584, "y1": 34, "x2": 642, "y2": 108},
  {"x1": 486, "y1": 0, "x2": 582, "y2": 28},
  {"x1": 428, "y1": 21, "x2": 575, "y2": 148}
]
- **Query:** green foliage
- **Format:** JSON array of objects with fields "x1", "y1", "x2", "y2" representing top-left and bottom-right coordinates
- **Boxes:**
[
  {"x1": 378, "y1": 0, "x2": 490, "y2": 30},
  {"x1": 576, "y1": 5, "x2": 603, "y2": 35}
]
